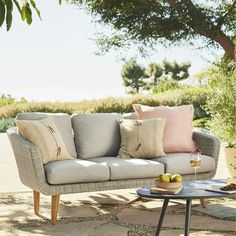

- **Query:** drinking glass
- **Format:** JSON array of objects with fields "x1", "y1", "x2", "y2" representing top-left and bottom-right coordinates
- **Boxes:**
[{"x1": 190, "y1": 151, "x2": 201, "y2": 180}]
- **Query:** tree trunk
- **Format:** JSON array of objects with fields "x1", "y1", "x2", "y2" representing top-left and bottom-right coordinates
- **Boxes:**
[{"x1": 215, "y1": 32, "x2": 235, "y2": 61}]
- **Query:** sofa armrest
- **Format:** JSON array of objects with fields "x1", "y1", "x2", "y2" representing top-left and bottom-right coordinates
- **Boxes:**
[
  {"x1": 7, "y1": 127, "x2": 46, "y2": 192},
  {"x1": 192, "y1": 128, "x2": 221, "y2": 162}
]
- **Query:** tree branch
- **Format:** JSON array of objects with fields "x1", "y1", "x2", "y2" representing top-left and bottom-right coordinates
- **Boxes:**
[
  {"x1": 168, "y1": 0, "x2": 235, "y2": 60},
  {"x1": 217, "y1": 0, "x2": 236, "y2": 28}
]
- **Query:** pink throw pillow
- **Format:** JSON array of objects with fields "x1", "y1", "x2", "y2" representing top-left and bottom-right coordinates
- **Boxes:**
[{"x1": 133, "y1": 104, "x2": 196, "y2": 153}]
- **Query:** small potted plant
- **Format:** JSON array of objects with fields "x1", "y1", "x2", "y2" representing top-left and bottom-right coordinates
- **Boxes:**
[{"x1": 205, "y1": 60, "x2": 236, "y2": 178}]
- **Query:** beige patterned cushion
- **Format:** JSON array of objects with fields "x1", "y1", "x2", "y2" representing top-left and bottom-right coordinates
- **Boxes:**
[
  {"x1": 118, "y1": 118, "x2": 166, "y2": 158},
  {"x1": 17, "y1": 117, "x2": 74, "y2": 164}
]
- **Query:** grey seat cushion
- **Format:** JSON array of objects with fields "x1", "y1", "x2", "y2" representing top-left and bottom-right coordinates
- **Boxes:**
[
  {"x1": 72, "y1": 113, "x2": 122, "y2": 159},
  {"x1": 90, "y1": 157, "x2": 164, "y2": 180},
  {"x1": 17, "y1": 112, "x2": 77, "y2": 158},
  {"x1": 44, "y1": 159, "x2": 109, "y2": 184},
  {"x1": 152, "y1": 153, "x2": 215, "y2": 175}
]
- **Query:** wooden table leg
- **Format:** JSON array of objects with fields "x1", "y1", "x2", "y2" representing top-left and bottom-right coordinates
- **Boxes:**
[
  {"x1": 155, "y1": 199, "x2": 169, "y2": 236},
  {"x1": 184, "y1": 199, "x2": 192, "y2": 236},
  {"x1": 200, "y1": 198, "x2": 207, "y2": 208}
]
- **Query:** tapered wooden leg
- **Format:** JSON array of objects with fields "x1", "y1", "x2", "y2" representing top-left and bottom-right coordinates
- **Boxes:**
[
  {"x1": 33, "y1": 190, "x2": 40, "y2": 215},
  {"x1": 51, "y1": 195, "x2": 60, "y2": 225},
  {"x1": 200, "y1": 198, "x2": 207, "y2": 208}
]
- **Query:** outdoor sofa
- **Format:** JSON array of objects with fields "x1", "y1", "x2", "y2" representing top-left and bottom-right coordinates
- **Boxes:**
[{"x1": 7, "y1": 112, "x2": 220, "y2": 224}]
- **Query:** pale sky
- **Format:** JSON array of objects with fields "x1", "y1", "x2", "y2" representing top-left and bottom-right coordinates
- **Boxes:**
[{"x1": 0, "y1": 0, "x2": 223, "y2": 102}]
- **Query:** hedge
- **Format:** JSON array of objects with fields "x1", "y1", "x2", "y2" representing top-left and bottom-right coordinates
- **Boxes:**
[{"x1": 0, "y1": 87, "x2": 208, "y2": 118}]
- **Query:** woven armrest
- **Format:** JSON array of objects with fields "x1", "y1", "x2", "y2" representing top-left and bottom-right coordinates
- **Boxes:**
[
  {"x1": 192, "y1": 128, "x2": 221, "y2": 163},
  {"x1": 7, "y1": 127, "x2": 47, "y2": 192}
]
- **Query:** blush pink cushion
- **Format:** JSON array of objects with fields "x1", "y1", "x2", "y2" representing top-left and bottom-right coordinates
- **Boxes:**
[{"x1": 133, "y1": 104, "x2": 196, "y2": 153}]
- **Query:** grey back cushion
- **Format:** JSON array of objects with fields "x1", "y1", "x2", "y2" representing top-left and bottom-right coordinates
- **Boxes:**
[
  {"x1": 16, "y1": 112, "x2": 77, "y2": 158},
  {"x1": 72, "y1": 113, "x2": 122, "y2": 159},
  {"x1": 122, "y1": 112, "x2": 139, "y2": 120}
]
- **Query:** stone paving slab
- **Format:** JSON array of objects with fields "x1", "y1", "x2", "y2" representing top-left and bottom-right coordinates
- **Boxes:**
[
  {"x1": 0, "y1": 221, "x2": 129, "y2": 236},
  {"x1": 1, "y1": 189, "x2": 137, "y2": 206},
  {"x1": 159, "y1": 230, "x2": 234, "y2": 236},
  {"x1": 192, "y1": 201, "x2": 236, "y2": 219},
  {"x1": 117, "y1": 208, "x2": 236, "y2": 232},
  {"x1": 0, "y1": 199, "x2": 101, "y2": 223},
  {"x1": 133, "y1": 200, "x2": 186, "y2": 212}
]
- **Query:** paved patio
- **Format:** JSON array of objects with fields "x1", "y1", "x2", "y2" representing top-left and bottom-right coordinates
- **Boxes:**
[{"x1": 0, "y1": 133, "x2": 235, "y2": 235}]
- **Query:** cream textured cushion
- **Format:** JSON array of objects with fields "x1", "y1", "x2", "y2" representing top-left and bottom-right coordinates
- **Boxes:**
[
  {"x1": 16, "y1": 112, "x2": 77, "y2": 158},
  {"x1": 17, "y1": 117, "x2": 74, "y2": 164},
  {"x1": 118, "y1": 119, "x2": 166, "y2": 158}
]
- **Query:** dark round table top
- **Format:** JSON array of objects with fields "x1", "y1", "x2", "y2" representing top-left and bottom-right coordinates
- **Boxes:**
[{"x1": 137, "y1": 179, "x2": 235, "y2": 200}]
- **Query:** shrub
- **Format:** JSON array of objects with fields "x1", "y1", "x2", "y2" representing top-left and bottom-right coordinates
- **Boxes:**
[
  {"x1": 193, "y1": 117, "x2": 210, "y2": 129},
  {"x1": 0, "y1": 118, "x2": 16, "y2": 133},
  {"x1": 0, "y1": 94, "x2": 16, "y2": 107},
  {"x1": 0, "y1": 87, "x2": 208, "y2": 122},
  {"x1": 205, "y1": 62, "x2": 236, "y2": 147},
  {"x1": 153, "y1": 80, "x2": 181, "y2": 93}
]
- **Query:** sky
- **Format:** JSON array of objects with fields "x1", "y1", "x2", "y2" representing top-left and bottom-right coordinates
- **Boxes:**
[{"x1": 0, "y1": 0, "x2": 223, "y2": 102}]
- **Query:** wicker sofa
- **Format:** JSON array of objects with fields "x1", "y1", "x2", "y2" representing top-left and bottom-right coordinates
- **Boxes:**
[{"x1": 7, "y1": 112, "x2": 220, "y2": 224}]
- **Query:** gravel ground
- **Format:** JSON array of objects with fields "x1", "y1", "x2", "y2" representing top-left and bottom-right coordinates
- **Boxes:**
[{"x1": 0, "y1": 193, "x2": 235, "y2": 235}]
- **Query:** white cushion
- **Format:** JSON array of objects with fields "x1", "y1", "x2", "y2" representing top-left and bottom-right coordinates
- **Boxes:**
[
  {"x1": 90, "y1": 157, "x2": 164, "y2": 180},
  {"x1": 152, "y1": 153, "x2": 215, "y2": 175},
  {"x1": 44, "y1": 159, "x2": 110, "y2": 184}
]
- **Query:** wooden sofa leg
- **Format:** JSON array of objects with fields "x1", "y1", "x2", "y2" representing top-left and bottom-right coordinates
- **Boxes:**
[
  {"x1": 51, "y1": 195, "x2": 60, "y2": 225},
  {"x1": 200, "y1": 198, "x2": 207, "y2": 208},
  {"x1": 33, "y1": 190, "x2": 40, "y2": 215}
]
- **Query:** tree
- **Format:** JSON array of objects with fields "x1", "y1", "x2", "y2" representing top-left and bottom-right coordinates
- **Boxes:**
[
  {"x1": 162, "y1": 60, "x2": 191, "y2": 81},
  {"x1": 77, "y1": 0, "x2": 236, "y2": 60},
  {"x1": 145, "y1": 63, "x2": 162, "y2": 88},
  {"x1": 121, "y1": 59, "x2": 145, "y2": 94},
  {"x1": 144, "y1": 60, "x2": 190, "y2": 91}
]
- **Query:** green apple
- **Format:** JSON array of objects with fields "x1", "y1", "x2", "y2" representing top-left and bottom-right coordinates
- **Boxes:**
[
  {"x1": 158, "y1": 174, "x2": 171, "y2": 183},
  {"x1": 171, "y1": 174, "x2": 183, "y2": 182},
  {"x1": 164, "y1": 173, "x2": 172, "y2": 178}
]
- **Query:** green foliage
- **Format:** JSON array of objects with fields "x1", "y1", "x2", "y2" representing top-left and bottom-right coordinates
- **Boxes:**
[
  {"x1": 0, "y1": 0, "x2": 41, "y2": 31},
  {"x1": 145, "y1": 63, "x2": 162, "y2": 87},
  {"x1": 162, "y1": 60, "x2": 191, "y2": 81},
  {"x1": 121, "y1": 59, "x2": 145, "y2": 94},
  {"x1": 193, "y1": 117, "x2": 210, "y2": 130},
  {"x1": 205, "y1": 60, "x2": 236, "y2": 147},
  {"x1": 0, "y1": 0, "x2": 5, "y2": 27},
  {"x1": 0, "y1": 93, "x2": 16, "y2": 107},
  {"x1": 0, "y1": 117, "x2": 15, "y2": 132},
  {"x1": 122, "y1": 59, "x2": 191, "y2": 93},
  {"x1": 4, "y1": 0, "x2": 13, "y2": 31},
  {"x1": 78, "y1": 0, "x2": 236, "y2": 60},
  {"x1": 0, "y1": 87, "x2": 208, "y2": 123},
  {"x1": 153, "y1": 80, "x2": 181, "y2": 94}
]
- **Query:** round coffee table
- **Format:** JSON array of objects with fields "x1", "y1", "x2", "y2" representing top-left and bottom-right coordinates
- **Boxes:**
[{"x1": 136, "y1": 179, "x2": 234, "y2": 236}]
